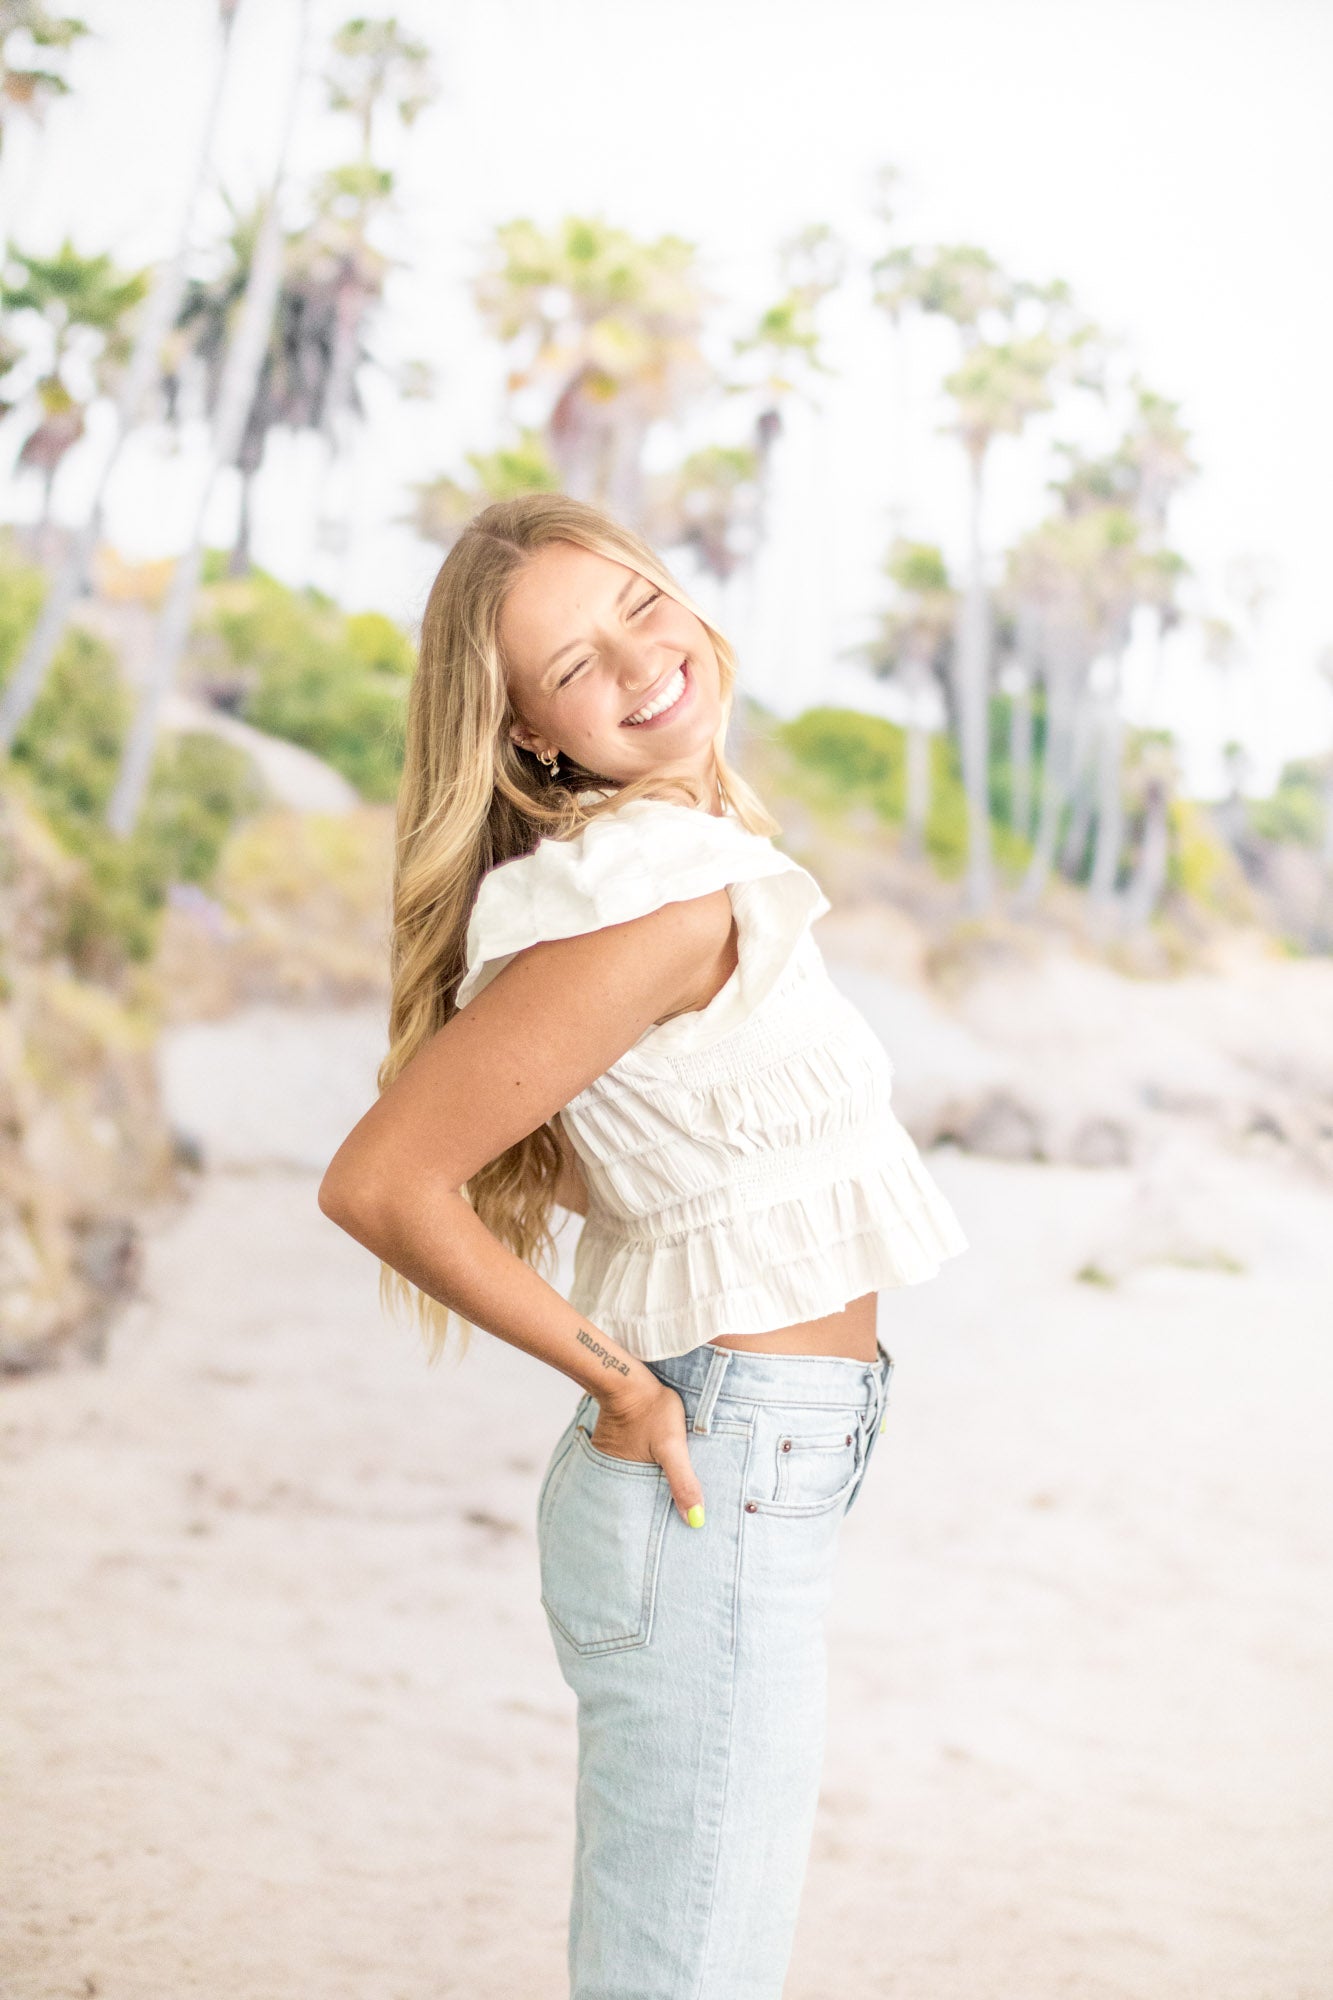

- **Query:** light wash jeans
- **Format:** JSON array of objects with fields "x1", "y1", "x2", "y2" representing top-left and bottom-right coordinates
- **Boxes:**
[{"x1": 536, "y1": 1335, "x2": 895, "y2": 2000}]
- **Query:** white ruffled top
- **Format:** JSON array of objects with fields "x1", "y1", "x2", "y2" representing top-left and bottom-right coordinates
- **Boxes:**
[{"x1": 456, "y1": 792, "x2": 969, "y2": 1360}]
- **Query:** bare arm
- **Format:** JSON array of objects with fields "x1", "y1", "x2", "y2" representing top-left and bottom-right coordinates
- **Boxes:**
[{"x1": 317, "y1": 887, "x2": 738, "y2": 1521}]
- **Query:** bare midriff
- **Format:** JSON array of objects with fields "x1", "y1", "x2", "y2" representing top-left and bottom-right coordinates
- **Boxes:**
[{"x1": 708, "y1": 1290, "x2": 879, "y2": 1363}]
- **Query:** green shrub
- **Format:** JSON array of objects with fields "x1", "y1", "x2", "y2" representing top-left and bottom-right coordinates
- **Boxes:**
[
  {"x1": 0, "y1": 542, "x2": 265, "y2": 969},
  {"x1": 198, "y1": 569, "x2": 411, "y2": 800},
  {"x1": 1247, "y1": 758, "x2": 1327, "y2": 847},
  {"x1": 779, "y1": 707, "x2": 906, "y2": 812},
  {"x1": 774, "y1": 702, "x2": 1031, "y2": 880}
]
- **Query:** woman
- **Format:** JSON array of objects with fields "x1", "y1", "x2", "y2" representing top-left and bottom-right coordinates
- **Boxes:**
[{"x1": 318, "y1": 492, "x2": 968, "y2": 1998}]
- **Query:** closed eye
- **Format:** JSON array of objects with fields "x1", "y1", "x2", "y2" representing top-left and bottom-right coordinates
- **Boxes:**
[{"x1": 555, "y1": 592, "x2": 663, "y2": 689}]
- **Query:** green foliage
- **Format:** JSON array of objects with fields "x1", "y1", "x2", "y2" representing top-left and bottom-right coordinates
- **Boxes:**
[
  {"x1": 886, "y1": 539, "x2": 950, "y2": 593},
  {"x1": 198, "y1": 568, "x2": 409, "y2": 799},
  {"x1": 407, "y1": 431, "x2": 560, "y2": 545},
  {"x1": 0, "y1": 5, "x2": 89, "y2": 153},
  {"x1": 773, "y1": 703, "x2": 1032, "y2": 879},
  {"x1": 55, "y1": 731, "x2": 264, "y2": 969},
  {"x1": 1165, "y1": 796, "x2": 1254, "y2": 919},
  {"x1": 774, "y1": 697, "x2": 1041, "y2": 882},
  {"x1": 10, "y1": 622, "x2": 128, "y2": 821},
  {"x1": 0, "y1": 540, "x2": 265, "y2": 967},
  {"x1": 780, "y1": 707, "x2": 904, "y2": 808},
  {"x1": 1246, "y1": 757, "x2": 1327, "y2": 847},
  {"x1": 344, "y1": 609, "x2": 415, "y2": 678}
]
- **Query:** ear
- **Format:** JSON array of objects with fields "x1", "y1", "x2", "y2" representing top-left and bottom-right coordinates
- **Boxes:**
[{"x1": 508, "y1": 722, "x2": 546, "y2": 758}]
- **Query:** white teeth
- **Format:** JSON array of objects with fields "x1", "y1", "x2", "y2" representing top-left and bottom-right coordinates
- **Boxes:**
[{"x1": 625, "y1": 664, "x2": 686, "y2": 725}]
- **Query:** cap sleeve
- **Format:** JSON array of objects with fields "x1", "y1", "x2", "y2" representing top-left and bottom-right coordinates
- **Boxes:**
[{"x1": 455, "y1": 797, "x2": 830, "y2": 1053}]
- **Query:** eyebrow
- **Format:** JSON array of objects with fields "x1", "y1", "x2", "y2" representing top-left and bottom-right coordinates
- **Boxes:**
[{"x1": 539, "y1": 574, "x2": 642, "y2": 687}]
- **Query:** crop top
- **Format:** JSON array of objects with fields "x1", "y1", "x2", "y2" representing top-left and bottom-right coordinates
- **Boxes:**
[{"x1": 455, "y1": 791, "x2": 969, "y2": 1361}]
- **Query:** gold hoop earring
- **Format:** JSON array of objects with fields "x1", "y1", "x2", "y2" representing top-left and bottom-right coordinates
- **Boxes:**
[{"x1": 539, "y1": 748, "x2": 562, "y2": 780}]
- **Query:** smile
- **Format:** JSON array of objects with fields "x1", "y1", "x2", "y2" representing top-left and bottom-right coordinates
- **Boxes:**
[{"x1": 622, "y1": 661, "x2": 689, "y2": 727}]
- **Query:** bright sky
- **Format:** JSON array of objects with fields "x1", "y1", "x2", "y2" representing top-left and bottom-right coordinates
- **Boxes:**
[{"x1": 4, "y1": 0, "x2": 1331, "y2": 797}]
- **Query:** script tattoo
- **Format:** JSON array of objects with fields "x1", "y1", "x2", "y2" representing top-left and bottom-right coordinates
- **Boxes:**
[{"x1": 575, "y1": 1326, "x2": 630, "y2": 1377}]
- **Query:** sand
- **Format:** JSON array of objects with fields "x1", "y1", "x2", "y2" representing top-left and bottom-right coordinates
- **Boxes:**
[{"x1": 2, "y1": 960, "x2": 1331, "y2": 1998}]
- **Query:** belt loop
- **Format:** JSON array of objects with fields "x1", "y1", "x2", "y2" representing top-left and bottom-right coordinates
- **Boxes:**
[
  {"x1": 876, "y1": 1346, "x2": 894, "y2": 1434},
  {"x1": 691, "y1": 1346, "x2": 733, "y2": 1434}
]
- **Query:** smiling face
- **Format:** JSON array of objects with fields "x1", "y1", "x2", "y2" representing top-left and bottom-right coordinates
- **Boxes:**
[{"x1": 500, "y1": 541, "x2": 725, "y2": 798}]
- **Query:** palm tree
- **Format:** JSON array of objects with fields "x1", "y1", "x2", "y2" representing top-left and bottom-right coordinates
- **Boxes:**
[
  {"x1": 164, "y1": 177, "x2": 390, "y2": 577},
  {"x1": 992, "y1": 590, "x2": 1041, "y2": 843},
  {"x1": 634, "y1": 226, "x2": 844, "y2": 601},
  {"x1": 0, "y1": 0, "x2": 243, "y2": 754},
  {"x1": 474, "y1": 214, "x2": 713, "y2": 531},
  {"x1": 1200, "y1": 612, "x2": 1243, "y2": 782},
  {"x1": 727, "y1": 222, "x2": 844, "y2": 545},
  {"x1": 306, "y1": 18, "x2": 435, "y2": 570},
  {"x1": 323, "y1": 13, "x2": 435, "y2": 158},
  {"x1": 1028, "y1": 389, "x2": 1194, "y2": 923},
  {"x1": 946, "y1": 328, "x2": 1080, "y2": 908},
  {"x1": 405, "y1": 429, "x2": 561, "y2": 551},
  {"x1": 0, "y1": 2, "x2": 88, "y2": 160},
  {"x1": 872, "y1": 239, "x2": 1104, "y2": 912},
  {"x1": 1008, "y1": 501, "x2": 1144, "y2": 912},
  {"x1": 163, "y1": 17, "x2": 435, "y2": 582},
  {"x1": 105, "y1": 0, "x2": 311, "y2": 838},
  {"x1": 858, "y1": 537, "x2": 955, "y2": 859},
  {"x1": 866, "y1": 161, "x2": 913, "y2": 536},
  {"x1": 643, "y1": 443, "x2": 762, "y2": 584},
  {"x1": 0, "y1": 238, "x2": 147, "y2": 530},
  {"x1": 1119, "y1": 732, "x2": 1180, "y2": 934}
]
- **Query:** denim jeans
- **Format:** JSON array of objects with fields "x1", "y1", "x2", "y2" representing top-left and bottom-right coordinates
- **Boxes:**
[{"x1": 536, "y1": 1335, "x2": 895, "y2": 2000}]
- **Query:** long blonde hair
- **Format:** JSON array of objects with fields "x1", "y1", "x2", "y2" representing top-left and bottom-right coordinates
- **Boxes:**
[{"x1": 379, "y1": 492, "x2": 777, "y2": 1365}]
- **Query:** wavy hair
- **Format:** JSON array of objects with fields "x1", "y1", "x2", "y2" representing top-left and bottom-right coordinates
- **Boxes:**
[{"x1": 378, "y1": 492, "x2": 777, "y2": 1364}]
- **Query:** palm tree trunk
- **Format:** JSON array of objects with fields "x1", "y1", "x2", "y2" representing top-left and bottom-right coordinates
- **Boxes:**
[
  {"x1": 1119, "y1": 779, "x2": 1170, "y2": 932},
  {"x1": 899, "y1": 656, "x2": 931, "y2": 860},
  {"x1": 1058, "y1": 691, "x2": 1097, "y2": 876},
  {"x1": 1089, "y1": 655, "x2": 1126, "y2": 907},
  {"x1": 105, "y1": 3, "x2": 308, "y2": 839},
  {"x1": 229, "y1": 466, "x2": 255, "y2": 578},
  {"x1": 903, "y1": 720, "x2": 929, "y2": 860},
  {"x1": 1008, "y1": 667, "x2": 1033, "y2": 839},
  {"x1": 954, "y1": 448, "x2": 993, "y2": 911},
  {"x1": 1016, "y1": 645, "x2": 1077, "y2": 909},
  {"x1": 1312, "y1": 759, "x2": 1333, "y2": 953},
  {"x1": 0, "y1": 4, "x2": 243, "y2": 754}
]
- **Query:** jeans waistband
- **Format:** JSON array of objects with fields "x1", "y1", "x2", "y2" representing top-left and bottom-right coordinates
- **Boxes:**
[{"x1": 648, "y1": 1337, "x2": 894, "y2": 1431}]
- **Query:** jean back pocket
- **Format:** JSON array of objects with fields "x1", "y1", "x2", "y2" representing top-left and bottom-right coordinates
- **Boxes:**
[{"x1": 538, "y1": 1424, "x2": 673, "y2": 1656}]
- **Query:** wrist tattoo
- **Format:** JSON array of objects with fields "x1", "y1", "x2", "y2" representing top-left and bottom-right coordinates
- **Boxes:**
[{"x1": 575, "y1": 1326, "x2": 630, "y2": 1376}]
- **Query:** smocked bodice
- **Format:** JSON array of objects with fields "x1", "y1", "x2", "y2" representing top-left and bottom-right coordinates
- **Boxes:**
[{"x1": 455, "y1": 792, "x2": 968, "y2": 1359}]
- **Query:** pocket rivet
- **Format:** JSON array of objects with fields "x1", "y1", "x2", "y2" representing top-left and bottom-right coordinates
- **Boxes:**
[
  {"x1": 745, "y1": 1501, "x2": 758, "y2": 1513},
  {"x1": 780, "y1": 1439, "x2": 792, "y2": 1452},
  {"x1": 845, "y1": 1434, "x2": 852, "y2": 1445}
]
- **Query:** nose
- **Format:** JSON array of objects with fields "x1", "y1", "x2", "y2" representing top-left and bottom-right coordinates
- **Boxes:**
[{"x1": 621, "y1": 656, "x2": 656, "y2": 696}]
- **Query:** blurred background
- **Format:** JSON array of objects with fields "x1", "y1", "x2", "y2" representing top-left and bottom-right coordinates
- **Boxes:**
[{"x1": 1, "y1": 3, "x2": 1330, "y2": 1996}]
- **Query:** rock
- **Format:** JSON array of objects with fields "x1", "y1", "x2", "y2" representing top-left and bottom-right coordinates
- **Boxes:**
[
  {"x1": 945, "y1": 1088, "x2": 1045, "y2": 1162},
  {"x1": 0, "y1": 790, "x2": 176, "y2": 1375}
]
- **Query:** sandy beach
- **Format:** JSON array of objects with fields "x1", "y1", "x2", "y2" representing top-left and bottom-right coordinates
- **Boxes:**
[{"x1": 2, "y1": 946, "x2": 1332, "y2": 1999}]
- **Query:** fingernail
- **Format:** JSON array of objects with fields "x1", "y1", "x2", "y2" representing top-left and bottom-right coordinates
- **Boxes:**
[
  {"x1": 686, "y1": 1503, "x2": 705, "y2": 1529},
  {"x1": 879, "y1": 1417, "x2": 886, "y2": 1434}
]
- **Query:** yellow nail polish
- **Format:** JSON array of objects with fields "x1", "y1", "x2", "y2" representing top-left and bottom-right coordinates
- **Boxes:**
[
  {"x1": 879, "y1": 1417, "x2": 886, "y2": 1434},
  {"x1": 686, "y1": 1503, "x2": 705, "y2": 1529}
]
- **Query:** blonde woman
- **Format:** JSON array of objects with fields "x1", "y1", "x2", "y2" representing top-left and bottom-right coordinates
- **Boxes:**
[{"x1": 318, "y1": 493, "x2": 968, "y2": 1998}]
